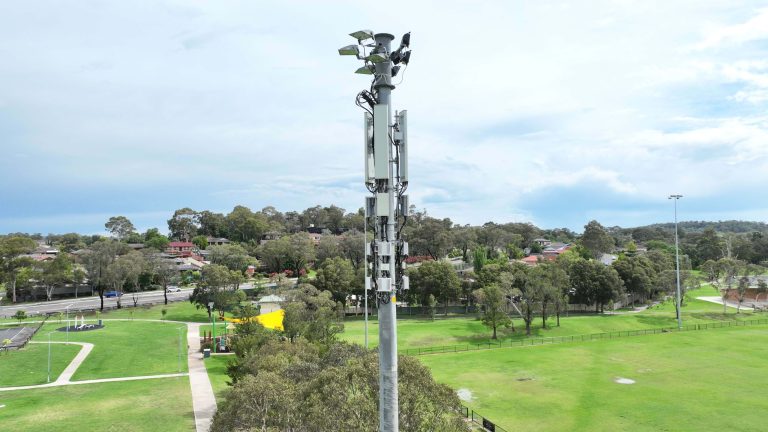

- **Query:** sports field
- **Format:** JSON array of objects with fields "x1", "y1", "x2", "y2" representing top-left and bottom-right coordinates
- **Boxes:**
[{"x1": 420, "y1": 326, "x2": 768, "y2": 432}]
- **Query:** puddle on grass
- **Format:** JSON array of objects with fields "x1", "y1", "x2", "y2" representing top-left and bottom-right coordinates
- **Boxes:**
[
  {"x1": 614, "y1": 377, "x2": 636, "y2": 385},
  {"x1": 457, "y1": 388, "x2": 473, "y2": 401}
]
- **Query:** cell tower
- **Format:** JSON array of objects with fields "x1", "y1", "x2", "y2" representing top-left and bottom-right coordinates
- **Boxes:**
[{"x1": 339, "y1": 29, "x2": 412, "y2": 432}]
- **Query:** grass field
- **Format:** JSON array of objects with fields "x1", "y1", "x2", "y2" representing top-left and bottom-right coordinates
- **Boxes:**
[
  {"x1": 419, "y1": 326, "x2": 768, "y2": 432},
  {"x1": 0, "y1": 343, "x2": 81, "y2": 386},
  {"x1": 204, "y1": 355, "x2": 234, "y2": 401},
  {"x1": 340, "y1": 290, "x2": 760, "y2": 351},
  {"x1": 0, "y1": 377, "x2": 194, "y2": 431},
  {"x1": 30, "y1": 321, "x2": 187, "y2": 380}
]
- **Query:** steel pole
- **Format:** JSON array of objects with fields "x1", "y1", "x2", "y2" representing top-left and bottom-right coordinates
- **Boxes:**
[
  {"x1": 373, "y1": 32, "x2": 399, "y2": 432},
  {"x1": 47, "y1": 333, "x2": 52, "y2": 383},
  {"x1": 673, "y1": 197, "x2": 682, "y2": 329},
  {"x1": 364, "y1": 212, "x2": 369, "y2": 349}
]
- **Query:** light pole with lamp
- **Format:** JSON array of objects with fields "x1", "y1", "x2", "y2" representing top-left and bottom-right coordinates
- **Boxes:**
[
  {"x1": 208, "y1": 302, "x2": 216, "y2": 353},
  {"x1": 669, "y1": 194, "x2": 683, "y2": 329}
]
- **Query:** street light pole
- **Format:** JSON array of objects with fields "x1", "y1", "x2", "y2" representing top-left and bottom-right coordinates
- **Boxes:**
[
  {"x1": 669, "y1": 194, "x2": 683, "y2": 329},
  {"x1": 340, "y1": 29, "x2": 412, "y2": 432}
]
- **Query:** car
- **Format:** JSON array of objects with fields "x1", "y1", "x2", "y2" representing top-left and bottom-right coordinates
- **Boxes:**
[
  {"x1": 104, "y1": 291, "x2": 123, "y2": 298},
  {"x1": 166, "y1": 286, "x2": 182, "y2": 293}
]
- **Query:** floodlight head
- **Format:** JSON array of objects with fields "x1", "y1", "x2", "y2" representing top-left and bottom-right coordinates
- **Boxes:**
[
  {"x1": 338, "y1": 44, "x2": 360, "y2": 56},
  {"x1": 350, "y1": 30, "x2": 374, "y2": 41},
  {"x1": 391, "y1": 65, "x2": 401, "y2": 77},
  {"x1": 355, "y1": 65, "x2": 375, "y2": 75},
  {"x1": 402, "y1": 51, "x2": 411, "y2": 65},
  {"x1": 366, "y1": 53, "x2": 388, "y2": 63},
  {"x1": 400, "y1": 32, "x2": 411, "y2": 48}
]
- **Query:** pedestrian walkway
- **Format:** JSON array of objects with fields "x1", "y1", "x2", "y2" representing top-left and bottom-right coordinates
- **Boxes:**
[
  {"x1": 187, "y1": 322, "x2": 217, "y2": 432},
  {"x1": 697, "y1": 296, "x2": 755, "y2": 310},
  {"x1": 0, "y1": 341, "x2": 187, "y2": 392}
]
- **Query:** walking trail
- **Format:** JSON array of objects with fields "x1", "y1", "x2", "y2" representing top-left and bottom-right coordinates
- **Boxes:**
[
  {"x1": 186, "y1": 322, "x2": 217, "y2": 432},
  {"x1": 0, "y1": 320, "x2": 217, "y2": 432}
]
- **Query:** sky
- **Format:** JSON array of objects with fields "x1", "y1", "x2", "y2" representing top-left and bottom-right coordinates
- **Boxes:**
[{"x1": 1, "y1": 0, "x2": 767, "y2": 235}]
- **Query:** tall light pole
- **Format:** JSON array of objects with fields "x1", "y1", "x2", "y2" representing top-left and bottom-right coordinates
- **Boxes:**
[
  {"x1": 340, "y1": 29, "x2": 412, "y2": 432},
  {"x1": 669, "y1": 194, "x2": 683, "y2": 329},
  {"x1": 65, "y1": 303, "x2": 73, "y2": 345},
  {"x1": 364, "y1": 212, "x2": 369, "y2": 349}
]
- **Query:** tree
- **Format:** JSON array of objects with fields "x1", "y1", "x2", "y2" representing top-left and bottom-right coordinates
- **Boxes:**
[
  {"x1": 106, "y1": 251, "x2": 145, "y2": 308},
  {"x1": 316, "y1": 235, "x2": 342, "y2": 267},
  {"x1": 475, "y1": 284, "x2": 511, "y2": 339},
  {"x1": 190, "y1": 264, "x2": 234, "y2": 317},
  {"x1": 407, "y1": 260, "x2": 461, "y2": 314},
  {"x1": 197, "y1": 210, "x2": 228, "y2": 238},
  {"x1": 14, "y1": 310, "x2": 27, "y2": 324},
  {"x1": 104, "y1": 216, "x2": 135, "y2": 240},
  {"x1": 756, "y1": 279, "x2": 768, "y2": 303},
  {"x1": 406, "y1": 216, "x2": 454, "y2": 260},
  {"x1": 213, "y1": 339, "x2": 468, "y2": 432},
  {"x1": 191, "y1": 235, "x2": 208, "y2": 250},
  {"x1": 208, "y1": 244, "x2": 256, "y2": 272},
  {"x1": 581, "y1": 220, "x2": 614, "y2": 258},
  {"x1": 426, "y1": 294, "x2": 437, "y2": 320},
  {"x1": 0, "y1": 236, "x2": 37, "y2": 303},
  {"x1": 736, "y1": 276, "x2": 749, "y2": 313},
  {"x1": 83, "y1": 240, "x2": 127, "y2": 310},
  {"x1": 226, "y1": 205, "x2": 269, "y2": 243},
  {"x1": 284, "y1": 233, "x2": 315, "y2": 277},
  {"x1": 613, "y1": 255, "x2": 654, "y2": 306},
  {"x1": 283, "y1": 284, "x2": 343, "y2": 344},
  {"x1": 72, "y1": 267, "x2": 86, "y2": 299},
  {"x1": 339, "y1": 230, "x2": 366, "y2": 271},
  {"x1": 41, "y1": 253, "x2": 72, "y2": 301},
  {"x1": 146, "y1": 253, "x2": 178, "y2": 305},
  {"x1": 167, "y1": 208, "x2": 199, "y2": 241},
  {"x1": 472, "y1": 246, "x2": 488, "y2": 273},
  {"x1": 314, "y1": 257, "x2": 355, "y2": 306}
]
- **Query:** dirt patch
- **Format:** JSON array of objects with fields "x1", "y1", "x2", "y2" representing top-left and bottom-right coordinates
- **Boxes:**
[{"x1": 614, "y1": 377, "x2": 635, "y2": 385}]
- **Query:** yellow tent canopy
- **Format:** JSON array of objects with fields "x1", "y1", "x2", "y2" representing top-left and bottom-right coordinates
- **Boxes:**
[{"x1": 223, "y1": 309, "x2": 284, "y2": 331}]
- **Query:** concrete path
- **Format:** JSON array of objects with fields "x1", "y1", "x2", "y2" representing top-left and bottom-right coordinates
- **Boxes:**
[
  {"x1": 0, "y1": 341, "x2": 187, "y2": 392},
  {"x1": 187, "y1": 322, "x2": 217, "y2": 432},
  {"x1": 697, "y1": 296, "x2": 755, "y2": 311}
]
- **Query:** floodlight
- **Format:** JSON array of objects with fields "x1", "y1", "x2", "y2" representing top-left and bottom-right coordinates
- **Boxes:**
[
  {"x1": 391, "y1": 65, "x2": 401, "y2": 77},
  {"x1": 366, "y1": 53, "x2": 388, "y2": 63},
  {"x1": 350, "y1": 30, "x2": 374, "y2": 41},
  {"x1": 338, "y1": 44, "x2": 360, "y2": 56},
  {"x1": 355, "y1": 65, "x2": 375, "y2": 75},
  {"x1": 400, "y1": 32, "x2": 411, "y2": 48},
  {"x1": 402, "y1": 51, "x2": 411, "y2": 65}
]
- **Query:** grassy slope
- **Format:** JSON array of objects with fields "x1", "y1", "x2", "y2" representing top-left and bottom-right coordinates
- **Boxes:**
[
  {"x1": 0, "y1": 343, "x2": 81, "y2": 386},
  {"x1": 0, "y1": 377, "x2": 194, "y2": 432},
  {"x1": 419, "y1": 326, "x2": 768, "y2": 432},
  {"x1": 31, "y1": 321, "x2": 187, "y2": 380}
]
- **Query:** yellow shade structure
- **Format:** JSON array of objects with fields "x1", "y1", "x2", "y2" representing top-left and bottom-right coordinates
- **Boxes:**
[{"x1": 223, "y1": 309, "x2": 284, "y2": 331}]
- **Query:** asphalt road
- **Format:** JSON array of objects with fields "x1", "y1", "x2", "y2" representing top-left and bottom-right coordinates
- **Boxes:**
[{"x1": 0, "y1": 288, "x2": 195, "y2": 318}]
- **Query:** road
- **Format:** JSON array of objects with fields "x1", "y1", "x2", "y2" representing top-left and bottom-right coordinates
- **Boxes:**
[{"x1": 0, "y1": 288, "x2": 194, "y2": 318}]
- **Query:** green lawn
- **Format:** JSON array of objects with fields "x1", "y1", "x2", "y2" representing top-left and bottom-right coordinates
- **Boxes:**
[
  {"x1": 31, "y1": 321, "x2": 187, "y2": 380},
  {"x1": 94, "y1": 300, "x2": 210, "y2": 323},
  {"x1": 0, "y1": 377, "x2": 194, "y2": 431},
  {"x1": 339, "y1": 288, "x2": 761, "y2": 351},
  {"x1": 204, "y1": 355, "x2": 234, "y2": 401},
  {"x1": 0, "y1": 343, "x2": 81, "y2": 387},
  {"x1": 420, "y1": 326, "x2": 768, "y2": 432}
]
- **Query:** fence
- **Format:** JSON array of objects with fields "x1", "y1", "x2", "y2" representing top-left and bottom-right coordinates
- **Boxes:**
[
  {"x1": 457, "y1": 406, "x2": 509, "y2": 432},
  {"x1": 402, "y1": 318, "x2": 768, "y2": 356}
]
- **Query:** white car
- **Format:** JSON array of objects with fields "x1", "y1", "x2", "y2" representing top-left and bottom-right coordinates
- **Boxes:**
[{"x1": 166, "y1": 286, "x2": 182, "y2": 293}]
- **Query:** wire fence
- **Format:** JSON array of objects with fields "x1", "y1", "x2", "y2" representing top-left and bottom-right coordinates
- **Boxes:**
[
  {"x1": 403, "y1": 318, "x2": 768, "y2": 356},
  {"x1": 457, "y1": 406, "x2": 509, "y2": 432}
]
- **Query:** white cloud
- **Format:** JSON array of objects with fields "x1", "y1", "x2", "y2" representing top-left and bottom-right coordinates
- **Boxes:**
[{"x1": 697, "y1": 7, "x2": 768, "y2": 49}]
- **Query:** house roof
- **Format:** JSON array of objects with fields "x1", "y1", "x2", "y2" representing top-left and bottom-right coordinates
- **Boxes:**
[
  {"x1": 258, "y1": 295, "x2": 285, "y2": 303},
  {"x1": 168, "y1": 242, "x2": 194, "y2": 247}
]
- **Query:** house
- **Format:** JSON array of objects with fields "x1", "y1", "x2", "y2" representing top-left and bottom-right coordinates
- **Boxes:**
[
  {"x1": 521, "y1": 254, "x2": 557, "y2": 266},
  {"x1": 260, "y1": 231, "x2": 281, "y2": 245},
  {"x1": 167, "y1": 242, "x2": 195, "y2": 255},
  {"x1": 206, "y1": 237, "x2": 231, "y2": 247},
  {"x1": 542, "y1": 242, "x2": 571, "y2": 255},
  {"x1": 307, "y1": 232, "x2": 323, "y2": 245},
  {"x1": 533, "y1": 238, "x2": 552, "y2": 247},
  {"x1": 255, "y1": 294, "x2": 285, "y2": 314},
  {"x1": 599, "y1": 253, "x2": 618, "y2": 266}
]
